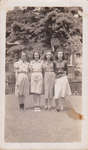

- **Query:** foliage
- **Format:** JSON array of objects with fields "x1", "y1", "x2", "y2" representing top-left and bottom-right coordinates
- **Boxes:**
[{"x1": 6, "y1": 7, "x2": 82, "y2": 62}]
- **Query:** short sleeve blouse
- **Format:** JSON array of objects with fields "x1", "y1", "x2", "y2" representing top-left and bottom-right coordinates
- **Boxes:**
[
  {"x1": 43, "y1": 61, "x2": 54, "y2": 72},
  {"x1": 14, "y1": 59, "x2": 29, "y2": 73},
  {"x1": 54, "y1": 60, "x2": 67, "y2": 77},
  {"x1": 29, "y1": 60, "x2": 43, "y2": 72}
]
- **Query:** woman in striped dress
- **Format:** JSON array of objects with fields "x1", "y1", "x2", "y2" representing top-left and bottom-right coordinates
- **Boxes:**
[
  {"x1": 14, "y1": 51, "x2": 30, "y2": 110},
  {"x1": 43, "y1": 51, "x2": 55, "y2": 110}
]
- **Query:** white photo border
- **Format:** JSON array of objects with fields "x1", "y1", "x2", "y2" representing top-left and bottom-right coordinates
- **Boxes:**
[{"x1": 0, "y1": 0, "x2": 88, "y2": 149}]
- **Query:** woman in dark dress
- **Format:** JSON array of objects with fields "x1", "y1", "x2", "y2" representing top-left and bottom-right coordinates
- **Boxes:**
[{"x1": 54, "y1": 51, "x2": 72, "y2": 111}]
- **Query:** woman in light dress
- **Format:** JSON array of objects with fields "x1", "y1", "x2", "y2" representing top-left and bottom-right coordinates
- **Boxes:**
[
  {"x1": 43, "y1": 51, "x2": 55, "y2": 110},
  {"x1": 30, "y1": 51, "x2": 43, "y2": 111},
  {"x1": 14, "y1": 51, "x2": 30, "y2": 110},
  {"x1": 54, "y1": 51, "x2": 72, "y2": 112}
]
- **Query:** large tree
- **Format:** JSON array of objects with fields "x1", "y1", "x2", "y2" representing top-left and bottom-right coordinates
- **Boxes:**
[{"x1": 6, "y1": 7, "x2": 82, "y2": 62}]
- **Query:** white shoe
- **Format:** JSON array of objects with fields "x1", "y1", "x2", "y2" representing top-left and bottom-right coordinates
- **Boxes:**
[
  {"x1": 60, "y1": 106, "x2": 63, "y2": 111},
  {"x1": 48, "y1": 106, "x2": 52, "y2": 110},
  {"x1": 44, "y1": 105, "x2": 48, "y2": 110},
  {"x1": 34, "y1": 107, "x2": 41, "y2": 112}
]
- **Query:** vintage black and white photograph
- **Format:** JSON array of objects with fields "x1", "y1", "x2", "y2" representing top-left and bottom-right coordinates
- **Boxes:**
[{"x1": 5, "y1": 6, "x2": 82, "y2": 143}]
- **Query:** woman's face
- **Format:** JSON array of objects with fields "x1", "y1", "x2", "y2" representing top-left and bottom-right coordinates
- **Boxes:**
[
  {"x1": 34, "y1": 52, "x2": 39, "y2": 60},
  {"x1": 46, "y1": 52, "x2": 51, "y2": 60},
  {"x1": 57, "y1": 52, "x2": 63, "y2": 60},
  {"x1": 21, "y1": 52, "x2": 26, "y2": 61}
]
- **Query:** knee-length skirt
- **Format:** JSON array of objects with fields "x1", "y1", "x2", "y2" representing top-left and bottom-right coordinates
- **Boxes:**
[
  {"x1": 30, "y1": 72, "x2": 43, "y2": 94},
  {"x1": 54, "y1": 75, "x2": 72, "y2": 99},
  {"x1": 44, "y1": 72, "x2": 55, "y2": 99},
  {"x1": 15, "y1": 73, "x2": 29, "y2": 96}
]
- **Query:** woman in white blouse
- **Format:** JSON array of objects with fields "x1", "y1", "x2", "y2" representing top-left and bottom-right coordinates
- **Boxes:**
[{"x1": 14, "y1": 51, "x2": 30, "y2": 111}]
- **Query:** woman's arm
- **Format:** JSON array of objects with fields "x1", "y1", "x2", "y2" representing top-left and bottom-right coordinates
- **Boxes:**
[
  {"x1": 14, "y1": 62, "x2": 19, "y2": 80},
  {"x1": 64, "y1": 61, "x2": 68, "y2": 75},
  {"x1": 53, "y1": 61, "x2": 57, "y2": 74},
  {"x1": 42, "y1": 61, "x2": 45, "y2": 78}
]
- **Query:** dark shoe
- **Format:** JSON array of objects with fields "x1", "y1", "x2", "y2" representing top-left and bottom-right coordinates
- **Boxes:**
[
  {"x1": 20, "y1": 104, "x2": 24, "y2": 110},
  {"x1": 56, "y1": 109, "x2": 60, "y2": 112}
]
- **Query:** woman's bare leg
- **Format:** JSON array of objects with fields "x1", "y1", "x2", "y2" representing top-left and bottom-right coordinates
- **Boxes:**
[
  {"x1": 37, "y1": 94, "x2": 41, "y2": 108},
  {"x1": 55, "y1": 99, "x2": 59, "y2": 110},
  {"x1": 48, "y1": 98, "x2": 52, "y2": 110},
  {"x1": 65, "y1": 96, "x2": 73, "y2": 109},
  {"x1": 33, "y1": 95, "x2": 37, "y2": 108},
  {"x1": 33, "y1": 94, "x2": 41, "y2": 108},
  {"x1": 45, "y1": 98, "x2": 48, "y2": 109},
  {"x1": 58, "y1": 97, "x2": 64, "y2": 110}
]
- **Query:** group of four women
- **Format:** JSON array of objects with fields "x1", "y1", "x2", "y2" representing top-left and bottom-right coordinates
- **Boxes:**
[{"x1": 14, "y1": 50, "x2": 72, "y2": 112}]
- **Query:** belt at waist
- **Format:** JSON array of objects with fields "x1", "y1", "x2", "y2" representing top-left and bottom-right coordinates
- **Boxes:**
[
  {"x1": 56, "y1": 73, "x2": 66, "y2": 78},
  {"x1": 45, "y1": 71, "x2": 54, "y2": 72},
  {"x1": 56, "y1": 71, "x2": 65, "y2": 74},
  {"x1": 31, "y1": 71, "x2": 42, "y2": 73},
  {"x1": 18, "y1": 71, "x2": 27, "y2": 74}
]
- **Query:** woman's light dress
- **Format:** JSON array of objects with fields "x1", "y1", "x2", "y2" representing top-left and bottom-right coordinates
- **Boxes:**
[
  {"x1": 54, "y1": 60, "x2": 72, "y2": 99},
  {"x1": 14, "y1": 59, "x2": 30, "y2": 96},
  {"x1": 43, "y1": 61, "x2": 55, "y2": 99},
  {"x1": 30, "y1": 60, "x2": 43, "y2": 94}
]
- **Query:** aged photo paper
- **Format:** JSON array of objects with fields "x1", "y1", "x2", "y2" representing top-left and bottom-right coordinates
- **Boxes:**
[{"x1": 0, "y1": 0, "x2": 88, "y2": 149}]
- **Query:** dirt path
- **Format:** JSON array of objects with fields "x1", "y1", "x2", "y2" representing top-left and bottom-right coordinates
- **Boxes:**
[{"x1": 5, "y1": 95, "x2": 82, "y2": 142}]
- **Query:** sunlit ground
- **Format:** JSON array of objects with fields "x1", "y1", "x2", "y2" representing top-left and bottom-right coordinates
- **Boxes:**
[{"x1": 5, "y1": 95, "x2": 82, "y2": 143}]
